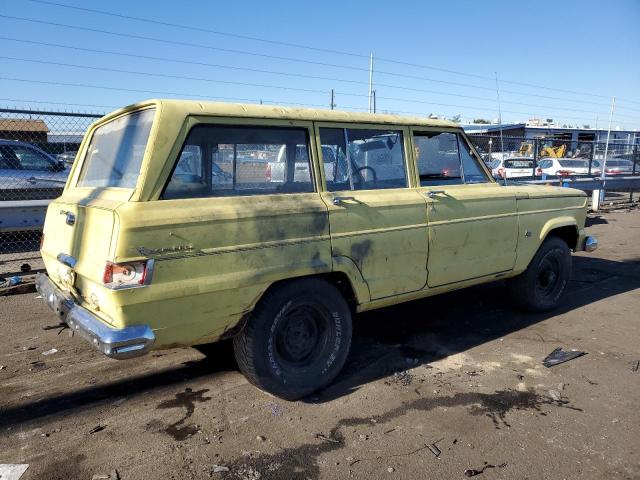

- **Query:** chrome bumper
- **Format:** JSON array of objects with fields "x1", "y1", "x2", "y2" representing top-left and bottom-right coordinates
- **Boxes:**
[
  {"x1": 35, "y1": 273, "x2": 155, "y2": 359},
  {"x1": 584, "y1": 235, "x2": 598, "y2": 252}
]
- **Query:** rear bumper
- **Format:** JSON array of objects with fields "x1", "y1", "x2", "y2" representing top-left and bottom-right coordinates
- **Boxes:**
[{"x1": 35, "y1": 273, "x2": 155, "y2": 359}]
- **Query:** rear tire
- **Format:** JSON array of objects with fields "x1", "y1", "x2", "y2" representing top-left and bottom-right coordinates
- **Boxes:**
[
  {"x1": 507, "y1": 236, "x2": 572, "y2": 312},
  {"x1": 233, "y1": 278, "x2": 352, "y2": 400}
]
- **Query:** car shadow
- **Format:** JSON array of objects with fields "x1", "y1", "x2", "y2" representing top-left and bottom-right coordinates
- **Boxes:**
[{"x1": 0, "y1": 256, "x2": 638, "y2": 428}]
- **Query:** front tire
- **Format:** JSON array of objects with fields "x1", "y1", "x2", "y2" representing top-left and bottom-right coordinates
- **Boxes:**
[
  {"x1": 233, "y1": 278, "x2": 352, "y2": 400},
  {"x1": 507, "y1": 236, "x2": 572, "y2": 312}
]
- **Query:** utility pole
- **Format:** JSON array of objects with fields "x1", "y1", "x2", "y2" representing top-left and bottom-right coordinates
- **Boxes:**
[
  {"x1": 593, "y1": 97, "x2": 615, "y2": 211},
  {"x1": 330, "y1": 89, "x2": 336, "y2": 110},
  {"x1": 368, "y1": 52, "x2": 374, "y2": 113},
  {"x1": 494, "y1": 72, "x2": 505, "y2": 160},
  {"x1": 372, "y1": 90, "x2": 377, "y2": 113}
]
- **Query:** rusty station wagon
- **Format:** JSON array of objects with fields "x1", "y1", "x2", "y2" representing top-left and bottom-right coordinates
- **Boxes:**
[{"x1": 36, "y1": 100, "x2": 597, "y2": 399}]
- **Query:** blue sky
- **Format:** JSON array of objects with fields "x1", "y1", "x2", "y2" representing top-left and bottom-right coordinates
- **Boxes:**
[{"x1": 1, "y1": 0, "x2": 639, "y2": 128}]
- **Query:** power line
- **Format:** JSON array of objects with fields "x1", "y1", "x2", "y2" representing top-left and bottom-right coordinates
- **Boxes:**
[
  {"x1": 5, "y1": 36, "x2": 640, "y2": 116},
  {"x1": 4, "y1": 55, "x2": 640, "y2": 121},
  {"x1": 26, "y1": 0, "x2": 368, "y2": 60},
  {"x1": 0, "y1": 76, "x2": 329, "y2": 108},
  {"x1": 1, "y1": 76, "x2": 625, "y2": 127},
  {"x1": 20, "y1": 0, "x2": 640, "y2": 105},
  {"x1": 4, "y1": 14, "x2": 640, "y2": 111}
]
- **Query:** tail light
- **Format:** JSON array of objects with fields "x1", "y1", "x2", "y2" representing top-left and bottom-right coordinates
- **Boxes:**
[
  {"x1": 103, "y1": 259, "x2": 155, "y2": 289},
  {"x1": 535, "y1": 167, "x2": 542, "y2": 175},
  {"x1": 497, "y1": 167, "x2": 505, "y2": 178},
  {"x1": 265, "y1": 163, "x2": 272, "y2": 181}
]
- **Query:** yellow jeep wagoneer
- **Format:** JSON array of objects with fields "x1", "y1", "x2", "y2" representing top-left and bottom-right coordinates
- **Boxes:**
[{"x1": 37, "y1": 99, "x2": 597, "y2": 399}]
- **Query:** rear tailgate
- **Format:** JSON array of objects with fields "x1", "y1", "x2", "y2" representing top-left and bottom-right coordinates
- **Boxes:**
[{"x1": 41, "y1": 197, "x2": 119, "y2": 312}]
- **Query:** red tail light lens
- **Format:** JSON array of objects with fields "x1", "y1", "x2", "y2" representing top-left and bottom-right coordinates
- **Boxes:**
[{"x1": 103, "y1": 260, "x2": 154, "y2": 289}]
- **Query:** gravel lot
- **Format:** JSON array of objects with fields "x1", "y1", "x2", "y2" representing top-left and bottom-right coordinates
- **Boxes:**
[{"x1": 1, "y1": 210, "x2": 639, "y2": 480}]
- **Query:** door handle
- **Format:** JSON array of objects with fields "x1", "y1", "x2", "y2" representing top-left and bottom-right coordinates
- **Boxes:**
[
  {"x1": 333, "y1": 196, "x2": 357, "y2": 205},
  {"x1": 426, "y1": 190, "x2": 446, "y2": 198}
]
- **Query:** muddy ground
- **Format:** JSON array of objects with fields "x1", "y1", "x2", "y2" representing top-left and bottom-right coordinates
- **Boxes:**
[{"x1": 1, "y1": 210, "x2": 639, "y2": 480}]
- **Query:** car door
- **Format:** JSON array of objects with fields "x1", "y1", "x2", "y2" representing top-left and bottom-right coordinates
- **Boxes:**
[
  {"x1": 412, "y1": 129, "x2": 518, "y2": 287},
  {"x1": 317, "y1": 124, "x2": 428, "y2": 300}
]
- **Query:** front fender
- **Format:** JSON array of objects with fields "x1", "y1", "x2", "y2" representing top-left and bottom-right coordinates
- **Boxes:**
[{"x1": 539, "y1": 216, "x2": 579, "y2": 243}]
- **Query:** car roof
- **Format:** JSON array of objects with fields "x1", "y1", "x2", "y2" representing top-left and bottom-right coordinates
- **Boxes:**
[{"x1": 99, "y1": 99, "x2": 460, "y2": 129}]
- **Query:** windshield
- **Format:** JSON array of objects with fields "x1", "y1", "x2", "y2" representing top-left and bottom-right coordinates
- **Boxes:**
[{"x1": 77, "y1": 109, "x2": 155, "y2": 188}]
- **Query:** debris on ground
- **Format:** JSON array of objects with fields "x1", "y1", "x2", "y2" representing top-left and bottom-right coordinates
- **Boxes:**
[
  {"x1": 20, "y1": 264, "x2": 31, "y2": 273},
  {"x1": 89, "y1": 425, "x2": 106, "y2": 434},
  {"x1": 427, "y1": 443, "x2": 441, "y2": 457},
  {"x1": 42, "y1": 348, "x2": 58, "y2": 356},
  {"x1": 255, "y1": 435, "x2": 266, "y2": 442},
  {"x1": 632, "y1": 360, "x2": 639, "y2": 372},
  {"x1": 42, "y1": 322, "x2": 68, "y2": 334},
  {"x1": 314, "y1": 432, "x2": 340, "y2": 444},
  {"x1": 0, "y1": 365, "x2": 5, "y2": 371},
  {"x1": 91, "y1": 470, "x2": 119, "y2": 480},
  {"x1": 385, "y1": 370, "x2": 414, "y2": 386},
  {"x1": 263, "y1": 402, "x2": 283, "y2": 416},
  {"x1": 387, "y1": 466, "x2": 395, "y2": 472},
  {"x1": 211, "y1": 464, "x2": 230, "y2": 473},
  {"x1": 464, "y1": 462, "x2": 508, "y2": 477},
  {"x1": 0, "y1": 464, "x2": 29, "y2": 480},
  {"x1": 543, "y1": 347, "x2": 586, "y2": 367}
]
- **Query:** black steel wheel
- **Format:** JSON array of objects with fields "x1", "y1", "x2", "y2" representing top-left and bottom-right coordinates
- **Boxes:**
[
  {"x1": 507, "y1": 236, "x2": 572, "y2": 312},
  {"x1": 233, "y1": 278, "x2": 352, "y2": 400}
]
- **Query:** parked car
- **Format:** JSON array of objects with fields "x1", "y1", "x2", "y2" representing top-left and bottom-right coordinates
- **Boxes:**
[
  {"x1": 266, "y1": 145, "x2": 340, "y2": 184},
  {"x1": 56, "y1": 151, "x2": 78, "y2": 166},
  {"x1": 535, "y1": 158, "x2": 600, "y2": 177},
  {"x1": 0, "y1": 140, "x2": 68, "y2": 200},
  {"x1": 36, "y1": 99, "x2": 596, "y2": 400},
  {"x1": 599, "y1": 159, "x2": 634, "y2": 175},
  {"x1": 488, "y1": 157, "x2": 535, "y2": 179}
]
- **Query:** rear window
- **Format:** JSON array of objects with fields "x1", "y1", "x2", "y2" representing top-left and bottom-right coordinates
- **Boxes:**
[
  {"x1": 558, "y1": 160, "x2": 588, "y2": 168},
  {"x1": 504, "y1": 159, "x2": 534, "y2": 169},
  {"x1": 77, "y1": 109, "x2": 155, "y2": 188}
]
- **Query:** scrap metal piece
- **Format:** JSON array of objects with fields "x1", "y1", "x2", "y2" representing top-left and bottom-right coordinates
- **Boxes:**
[{"x1": 543, "y1": 347, "x2": 586, "y2": 368}]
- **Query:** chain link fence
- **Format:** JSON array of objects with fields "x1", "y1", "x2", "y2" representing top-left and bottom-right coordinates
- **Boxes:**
[
  {"x1": 0, "y1": 108, "x2": 102, "y2": 279},
  {"x1": 468, "y1": 134, "x2": 640, "y2": 179}
]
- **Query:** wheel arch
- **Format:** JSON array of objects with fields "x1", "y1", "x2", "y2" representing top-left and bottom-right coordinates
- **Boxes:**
[{"x1": 540, "y1": 217, "x2": 580, "y2": 250}]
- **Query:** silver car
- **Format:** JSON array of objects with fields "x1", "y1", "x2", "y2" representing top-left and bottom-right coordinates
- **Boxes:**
[{"x1": 0, "y1": 140, "x2": 69, "y2": 200}]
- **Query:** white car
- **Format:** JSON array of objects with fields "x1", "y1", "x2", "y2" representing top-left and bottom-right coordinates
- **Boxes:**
[
  {"x1": 536, "y1": 158, "x2": 600, "y2": 177},
  {"x1": 488, "y1": 157, "x2": 535, "y2": 179}
]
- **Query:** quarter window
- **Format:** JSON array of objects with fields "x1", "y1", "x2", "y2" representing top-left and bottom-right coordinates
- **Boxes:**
[
  {"x1": 319, "y1": 127, "x2": 407, "y2": 191},
  {"x1": 163, "y1": 125, "x2": 314, "y2": 199}
]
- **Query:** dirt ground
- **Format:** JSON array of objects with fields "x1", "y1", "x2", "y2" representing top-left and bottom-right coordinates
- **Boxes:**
[{"x1": 1, "y1": 210, "x2": 639, "y2": 480}]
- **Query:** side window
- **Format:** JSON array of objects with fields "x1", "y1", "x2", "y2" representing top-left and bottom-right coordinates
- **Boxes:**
[
  {"x1": 163, "y1": 125, "x2": 314, "y2": 199},
  {"x1": 414, "y1": 132, "x2": 463, "y2": 186},
  {"x1": 12, "y1": 146, "x2": 54, "y2": 170},
  {"x1": 319, "y1": 127, "x2": 407, "y2": 191},
  {"x1": 458, "y1": 136, "x2": 490, "y2": 183}
]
